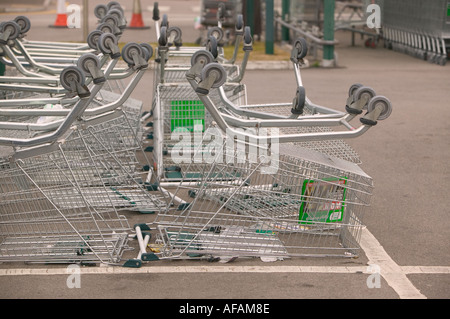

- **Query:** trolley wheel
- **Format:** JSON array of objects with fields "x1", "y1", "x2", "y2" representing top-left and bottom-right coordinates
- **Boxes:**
[
  {"x1": 107, "y1": 8, "x2": 125, "y2": 26},
  {"x1": 367, "y1": 96, "x2": 392, "y2": 120},
  {"x1": 87, "y1": 30, "x2": 102, "y2": 50},
  {"x1": 101, "y1": 14, "x2": 120, "y2": 28},
  {"x1": 235, "y1": 14, "x2": 244, "y2": 31},
  {"x1": 293, "y1": 37, "x2": 308, "y2": 60},
  {"x1": 158, "y1": 26, "x2": 167, "y2": 47},
  {"x1": 207, "y1": 26, "x2": 224, "y2": 43},
  {"x1": 161, "y1": 14, "x2": 169, "y2": 28},
  {"x1": 353, "y1": 86, "x2": 376, "y2": 109},
  {"x1": 140, "y1": 43, "x2": 154, "y2": 61},
  {"x1": 76, "y1": 53, "x2": 104, "y2": 83},
  {"x1": 191, "y1": 50, "x2": 215, "y2": 67},
  {"x1": 94, "y1": 4, "x2": 108, "y2": 19},
  {"x1": 292, "y1": 86, "x2": 306, "y2": 114},
  {"x1": 106, "y1": 1, "x2": 122, "y2": 10},
  {"x1": 108, "y1": 4, "x2": 124, "y2": 15},
  {"x1": 60, "y1": 66, "x2": 86, "y2": 91},
  {"x1": 0, "y1": 21, "x2": 21, "y2": 43},
  {"x1": 97, "y1": 22, "x2": 114, "y2": 34},
  {"x1": 201, "y1": 63, "x2": 227, "y2": 88},
  {"x1": 206, "y1": 35, "x2": 218, "y2": 58},
  {"x1": 97, "y1": 32, "x2": 120, "y2": 58},
  {"x1": 167, "y1": 26, "x2": 182, "y2": 45},
  {"x1": 121, "y1": 42, "x2": 143, "y2": 65},
  {"x1": 14, "y1": 16, "x2": 31, "y2": 34},
  {"x1": 243, "y1": 26, "x2": 252, "y2": 46},
  {"x1": 77, "y1": 53, "x2": 100, "y2": 72},
  {"x1": 365, "y1": 38, "x2": 377, "y2": 48},
  {"x1": 348, "y1": 83, "x2": 363, "y2": 98}
]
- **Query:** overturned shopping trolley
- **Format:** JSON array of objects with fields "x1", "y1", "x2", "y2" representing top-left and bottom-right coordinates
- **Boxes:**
[
  {"x1": 150, "y1": 135, "x2": 374, "y2": 260},
  {"x1": 138, "y1": 61, "x2": 393, "y2": 261}
]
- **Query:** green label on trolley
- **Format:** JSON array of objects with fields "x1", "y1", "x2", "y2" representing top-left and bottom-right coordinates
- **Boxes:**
[
  {"x1": 170, "y1": 100, "x2": 205, "y2": 132},
  {"x1": 447, "y1": 3, "x2": 450, "y2": 16},
  {"x1": 299, "y1": 177, "x2": 348, "y2": 224}
]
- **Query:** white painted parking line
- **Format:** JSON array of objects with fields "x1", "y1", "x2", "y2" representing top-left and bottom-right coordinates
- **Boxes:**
[
  {"x1": 1, "y1": 263, "x2": 449, "y2": 277},
  {"x1": 1, "y1": 227, "x2": 448, "y2": 299},
  {"x1": 399, "y1": 266, "x2": 450, "y2": 274},
  {"x1": 0, "y1": 265, "x2": 368, "y2": 276},
  {"x1": 359, "y1": 227, "x2": 427, "y2": 299}
]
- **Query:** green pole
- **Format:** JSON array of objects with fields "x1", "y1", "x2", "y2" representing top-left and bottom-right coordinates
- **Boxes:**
[
  {"x1": 281, "y1": 0, "x2": 290, "y2": 42},
  {"x1": 265, "y1": 0, "x2": 274, "y2": 54},
  {"x1": 323, "y1": 0, "x2": 335, "y2": 66},
  {"x1": 0, "y1": 61, "x2": 5, "y2": 76},
  {"x1": 246, "y1": 0, "x2": 255, "y2": 37}
]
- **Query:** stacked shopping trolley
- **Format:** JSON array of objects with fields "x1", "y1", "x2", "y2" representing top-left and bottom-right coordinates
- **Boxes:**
[
  {"x1": 0, "y1": 1, "x2": 393, "y2": 267},
  {"x1": 0, "y1": 2, "x2": 168, "y2": 266},
  {"x1": 380, "y1": 0, "x2": 449, "y2": 65}
]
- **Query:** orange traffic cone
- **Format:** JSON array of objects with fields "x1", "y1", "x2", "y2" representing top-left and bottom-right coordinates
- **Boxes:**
[
  {"x1": 127, "y1": 0, "x2": 150, "y2": 29},
  {"x1": 49, "y1": 0, "x2": 68, "y2": 28}
]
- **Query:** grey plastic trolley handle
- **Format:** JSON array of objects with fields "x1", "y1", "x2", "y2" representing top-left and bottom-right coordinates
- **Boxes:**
[
  {"x1": 0, "y1": 52, "x2": 106, "y2": 94},
  {"x1": 0, "y1": 66, "x2": 94, "y2": 147},
  {"x1": 227, "y1": 26, "x2": 253, "y2": 83},
  {"x1": 187, "y1": 63, "x2": 392, "y2": 143},
  {"x1": 153, "y1": 2, "x2": 161, "y2": 40},
  {"x1": 0, "y1": 43, "x2": 152, "y2": 125},
  {"x1": 227, "y1": 14, "x2": 244, "y2": 65}
]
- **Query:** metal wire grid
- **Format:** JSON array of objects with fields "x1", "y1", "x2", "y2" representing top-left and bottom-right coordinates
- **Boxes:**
[
  {"x1": 379, "y1": 0, "x2": 449, "y2": 65},
  {"x1": 381, "y1": 0, "x2": 450, "y2": 38},
  {"x1": 0, "y1": 150, "x2": 131, "y2": 264},
  {"x1": 152, "y1": 140, "x2": 372, "y2": 260},
  {"x1": 152, "y1": 82, "x2": 248, "y2": 181},
  {"x1": 236, "y1": 101, "x2": 362, "y2": 164},
  {"x1": 0, "y1": 109, "x2": 170, "y2": 263}
]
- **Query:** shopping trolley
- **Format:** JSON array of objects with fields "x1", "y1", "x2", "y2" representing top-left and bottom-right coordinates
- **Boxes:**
[
  {"x1": 0, "y1": 48, "x2": 170, "y2": 266},
  {"x1": 149, "y1": 14, "x2": 255, "y2": 182},
  {"x1": 0, "y1": 35, "x2": 167, "y2": 215},
  {"x1": 152, "y1": 38, "x2": 390, "y2": 185},
  {"x1": 0, "y1": 27, "x2": 127, "y2": 101},
  {"x1": 150, "y1": 50, "x2": 250, "y2": 182},
  {"x1": 0, "y1": 65, "x2": 133, "y2": 264},
  {"x1": 130, "y1": 56, "x2": 393, "y2": 262},
  {"x1": 151, "y1": 10, "x2": 251, "y2": 88},
  {"x1": 146, "y1": 126, "x2": 376, "y2": 261},
  {"x1": 0, "y1": 10, "x2": 127, "y2": 75},
  {"x1": 198, "y1": 0, "x2": 243, "y2": 45}
]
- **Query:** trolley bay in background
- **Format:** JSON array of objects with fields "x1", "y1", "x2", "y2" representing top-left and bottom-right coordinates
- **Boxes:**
[{"x1": 380, "y1": 0, "x2": 449, "y2": 65}]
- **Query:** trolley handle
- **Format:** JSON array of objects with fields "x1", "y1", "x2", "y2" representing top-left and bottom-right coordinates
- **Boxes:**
[
  {"x1": 188, "y1": 63, "x2": 393, "y2": 142},
  {"x1": 0, "y1": 66, "x2": 93, "y2": 148},
  {"x1": 0, "y1": 45, "x2": 153, "y2": 126},
  {"x1": 227, "y1": 26, "x2": 252, "y2": 83},
  {"x1": 153, "y1": 2, "x2": 160, "y2": 21}
]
